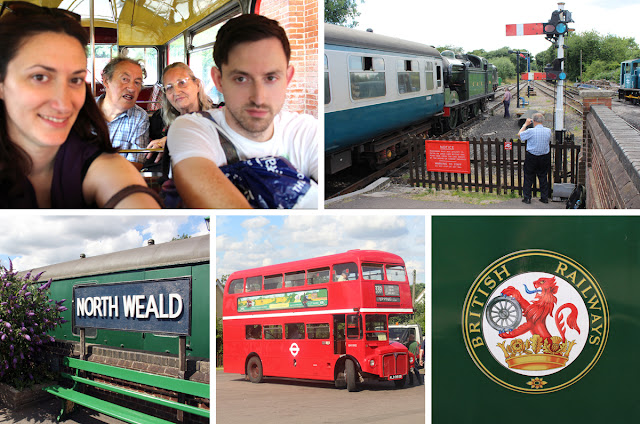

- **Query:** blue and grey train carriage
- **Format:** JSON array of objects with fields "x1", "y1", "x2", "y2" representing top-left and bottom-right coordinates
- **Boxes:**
[
  {"x1": 619, "y1": 58, "x2": 640, "y2": 104},
  {"x1": 325, "y1": 24, "x2": 497, "y2": 174}
]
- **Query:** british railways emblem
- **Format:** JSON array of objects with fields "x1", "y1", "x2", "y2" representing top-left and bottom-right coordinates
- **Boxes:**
[{"x1": 462, "y1": 250, "x2": 609, "y2": 393}]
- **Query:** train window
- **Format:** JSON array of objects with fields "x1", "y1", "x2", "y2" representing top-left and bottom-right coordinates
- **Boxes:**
[
  {"x1": 308, "y1": 267, "x2": 330, "y2": 285},
  {"x1": 324, "y1": 55, "x2": 331, "y2": 105},
  {"x1": 168, "y1": 35, "x2": 186, "y2": 65},
  {"x1": 425, "y1": 62, "x2": 435, "y2": 91},
  {"x1": 246, "y1": 324, "x2": 262, "y2": 340},
  {"x1": 264, "y1": 274, "x2": 283, "y2": 290},
  {"x1": 246, "y1": 276, "x2": 262, "y2": 292},
  {"x1": 264, "y1": 325, "x2": 283, "y2": 339},
  {"x1": 285, "y1": 271, "x2": 306, "y2": 287},
  {"x1": 436, "y1": 65, "x2": 443, "y2": 88},
  {"x1": 362, "y1": 264, "x2": 384, "y2": 280},
  {"x1": 285, "y1": 323, "x2": 305, "y2": 339},
  {"x1": 397, "y1": 59, "x2": 420, "y2": 94},
  {"x1": 307, "y1": 323, "x2": 330, "y2": 339},
  {"x1": 333, "y1": 262, "x2": 358, "y2": 281},
  {"x1": 349, "y1": 55, "x2": 386, "y2": 100},
  {"x1": 228, "y1": 278, "x2": 244, "y2": 294},
  {"x1": 123, "y1": 47, "x2": 159, "y2": 85}
]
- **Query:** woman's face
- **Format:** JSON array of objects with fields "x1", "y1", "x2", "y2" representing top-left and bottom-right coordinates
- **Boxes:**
[
  {"x1": 0, "y1": 32, "x2": 87, "y2": 153},
  {"x1": 163, "y1": 67, "x2": 200, "y2": 114}
]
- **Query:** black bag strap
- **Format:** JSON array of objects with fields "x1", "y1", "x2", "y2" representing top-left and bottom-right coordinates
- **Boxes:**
[{"x1": 194, "y1": 111, "x2": 240, "y2": 165}]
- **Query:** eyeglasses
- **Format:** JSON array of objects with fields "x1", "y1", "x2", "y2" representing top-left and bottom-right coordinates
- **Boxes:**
[
  {"x1": 0, "y1": 1, "x2": 81, "y2": 22},
  {"x1": 162, "y1": 77, "x2": 191, "y2": 94}
]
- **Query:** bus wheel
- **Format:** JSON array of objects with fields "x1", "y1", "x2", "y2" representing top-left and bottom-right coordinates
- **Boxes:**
[
  {"x1": 246, "y1": 356, "x2": 263, "y2": 383},
  {"x1": 394, "y1": 375, "x2": 407, "y2": 388},
  {"x1": 346, "y1": 359, "x2": 358, "y2": 392}
]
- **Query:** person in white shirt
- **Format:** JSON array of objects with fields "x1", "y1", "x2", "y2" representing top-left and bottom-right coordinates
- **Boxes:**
[{"x1": 167, "y1": 14, "x2": 318, "y2": 208}]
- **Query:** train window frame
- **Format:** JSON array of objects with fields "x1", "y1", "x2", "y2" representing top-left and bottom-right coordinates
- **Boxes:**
[
  {"x1": 324, "y1": 55, "x2": 331, "y2": 105},
  {"x1": 348, "y1": 55, "x2": 386, "y2": 101},
  {"x1": 425, "y1": 61, "x2": 435, "y2": 91},
  {"x1": 436, "y1": 64, "x2": 443, "y2": 89},
  {"x1": 397, "y1": 59, "x2": 421, "y2": 95}
]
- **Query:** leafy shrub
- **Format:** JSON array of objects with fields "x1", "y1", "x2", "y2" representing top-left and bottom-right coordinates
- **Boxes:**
[{"x1": 0, "y1": 261, "x2": 66, "y2": 389}]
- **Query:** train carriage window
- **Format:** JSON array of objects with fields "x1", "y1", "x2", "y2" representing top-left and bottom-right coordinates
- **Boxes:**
[
  {"x1": 333, "y1": 262, "x2": 358, "y2": 281},
  {"x1": 245, "y1": 276, "x2": 262, "y2": 292},
  {"x1": 436, "y1": 65, "x2": 443, "y2": 88},
  {"x1": 308, "y1": 267, "x2": 330, "y2": 285},
  {"x1": 425, "y1": 62, "x2": 435, "y2": 91},
  {"x1": 264, "y1": 274, "x2": 283, "y2": 290},
  {"x1": 246, "y1": 324, "x2": 262, "y2": 340},
  {"x1": 285, "y1": 271, "x2": 306, "y2": 287},
  {"x1": 307, "y1": 323, "x2": 330, "y2": 339},
  {"x1": 285, "y1": 323, "x2": 305, "y2": 339},
  {"x1": 349, "y1": 55, "x2": 386, "y2": 100},
  {"x1": 362, "y1": 264, "x2": 384, "y2": 280},
  {"x1": 397, "y1": 59, "x2": 420, "y2": 94},
  {"x1": 228, "y1": 278, "x2": 244, "y2": 294},
  {"x1": 324, "y1": 55, "x2": 331, "y2": 105},
  {"x1": 264, "y1": 325, "x2": 283, "y2": 339},
  {"x1": 123, "y1": 47, "x2": 159, "y2": 85}
]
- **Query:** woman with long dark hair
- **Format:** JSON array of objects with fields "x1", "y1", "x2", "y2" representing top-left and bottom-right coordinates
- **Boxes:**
[{"x1": 0, "y1": 2, "x2": 161, "y2": 208}]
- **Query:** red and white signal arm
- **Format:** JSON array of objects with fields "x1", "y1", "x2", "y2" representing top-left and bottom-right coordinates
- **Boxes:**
[{"x1": 505, "y1": 23, "x2": 544, "y2": 36}]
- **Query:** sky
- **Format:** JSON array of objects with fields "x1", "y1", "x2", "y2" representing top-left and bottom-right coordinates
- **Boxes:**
[
  {"x1": 215, "y1": 215, "x2": 425, "y2": 285},
  {"x1": 0, "y1": 215, "x2": 209, "y2": 271},
  {"x1": 353, "y1": 0, "x2": 640, "y2": 56}
]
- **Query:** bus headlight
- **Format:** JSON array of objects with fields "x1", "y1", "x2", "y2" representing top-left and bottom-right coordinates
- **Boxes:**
[{"x1": 369, "y1": 359, "x2": 375, "y2": 367}]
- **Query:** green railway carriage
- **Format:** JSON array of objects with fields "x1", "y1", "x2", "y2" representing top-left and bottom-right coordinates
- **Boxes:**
[{"x1": 24, "y1": 235, "x2": 210, "y2": 359}]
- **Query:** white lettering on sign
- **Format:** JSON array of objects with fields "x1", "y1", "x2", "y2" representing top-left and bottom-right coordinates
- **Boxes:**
[
  {"x1": 77, "y1": 293, "x2": 183, "y2": 319},
  {"x1": 289, "y1": 343, "x2": 300, "y2": 357}
]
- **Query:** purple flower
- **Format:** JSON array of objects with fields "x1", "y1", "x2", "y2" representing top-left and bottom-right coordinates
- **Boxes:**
[
  {"x1": 1, "y1": 334, "x2": 6, "y2": 341},
  {"x1": 57, "y1": 306, "x2": 68, "y2": 312},
  {"x1": 23, "y1": 272, "x2": 31, "y2": 280},
  {"x1": 24, "y1": 292, "x2": 32, "y2": 297},
  {"x1": 38, "y1": 280, "x2": 51, "y2": 291},
  {"x1": 4, "y1": 322, "x2": 10, "y2": 329},
  {"x1": 23, "y1": 334, "x2": 31, "y2": 341},
  {"x1": 33, "y1": 271, "x2": 45, "y2": 281}
]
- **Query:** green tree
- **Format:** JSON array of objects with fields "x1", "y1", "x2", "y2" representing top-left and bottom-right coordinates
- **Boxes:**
[
  {"x1": 492, "y1": 57, "x2": 516, "y2": 80},
  {"x1": 325, "y1": 0, "x2": 363, "y2": 28}
]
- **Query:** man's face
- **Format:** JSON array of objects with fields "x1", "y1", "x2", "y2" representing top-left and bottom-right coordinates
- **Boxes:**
[
  {"x1": 103, "y1": 61, "x2": 143, "y2": 114},
  {"x1": 212, "y1": 37, "x2": 294, "y2": 142}
]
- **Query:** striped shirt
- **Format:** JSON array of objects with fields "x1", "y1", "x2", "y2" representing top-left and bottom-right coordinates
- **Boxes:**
[
  {"x1": 519, "y1": 124, "x2": 551, "y2": 156},
  {"x1": 96, "y1": 94, "x2": 150, "y2": 163}
]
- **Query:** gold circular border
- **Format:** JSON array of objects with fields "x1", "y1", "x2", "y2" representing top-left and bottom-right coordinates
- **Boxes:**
[{"x1": 462, "y1": 249, "x2": 609, "y2": 394}]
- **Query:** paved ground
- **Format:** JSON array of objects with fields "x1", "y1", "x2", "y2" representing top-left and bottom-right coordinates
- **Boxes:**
[
  {"x1": 216, "y1": 369, "x2": 425, "y2": 424},
  {"x1": 0, "y1": 397, "x2": 127, "y2": 424}
]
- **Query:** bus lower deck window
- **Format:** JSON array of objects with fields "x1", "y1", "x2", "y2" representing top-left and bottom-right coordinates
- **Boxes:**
[
  {"x1": 285, "y1": 323, "x2": 305, "y2": 339},
  {"x1": 264, "y1": 325, "x2": 283, "y2": 339},
  {"x1": 246, "y1": 324, "x2": 262, "y2": 339}
]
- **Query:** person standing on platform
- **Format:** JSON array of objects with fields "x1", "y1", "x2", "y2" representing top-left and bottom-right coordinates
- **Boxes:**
[
  {"x1": 518, "y1": 112, "x2": 552, "y2": 204},
  {"x1": 503, "y1": 88, "x2": 512, "y2": 118}
]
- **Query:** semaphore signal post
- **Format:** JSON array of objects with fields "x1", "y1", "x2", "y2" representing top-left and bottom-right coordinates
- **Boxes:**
[{"x1": 506, "y1": 2, "x2": 574, "y2": 147}]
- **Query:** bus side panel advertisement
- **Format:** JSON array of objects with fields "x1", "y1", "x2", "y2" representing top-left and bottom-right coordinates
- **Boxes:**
[{"x1": 238, "y1": 289, "x2": 328, "y2": 312}]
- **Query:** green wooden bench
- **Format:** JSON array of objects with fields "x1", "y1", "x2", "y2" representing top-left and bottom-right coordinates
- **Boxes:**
[{"x1": 44, "y1": 356, "x2": 209, "y2": 424}]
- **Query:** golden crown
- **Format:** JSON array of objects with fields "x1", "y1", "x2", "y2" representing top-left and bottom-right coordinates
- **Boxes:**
[{"x1": 496, "y1": 335, "x2": 577, "y2": 371}]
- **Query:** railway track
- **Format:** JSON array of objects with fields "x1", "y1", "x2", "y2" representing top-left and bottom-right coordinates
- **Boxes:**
[{"x1": 535, "y1": 81, "x2": 583, "y2": 115}]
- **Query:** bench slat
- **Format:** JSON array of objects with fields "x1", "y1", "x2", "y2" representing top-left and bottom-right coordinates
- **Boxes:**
[
  {"x1": 60, "y1": 372, "x2": 209, "y2": 418},
  {"x1": 44, "y1": 385, "x2": 175, "y2": 424},
  {"x1": 63, "y1": 357, "x2": 209, "y2": 398}
]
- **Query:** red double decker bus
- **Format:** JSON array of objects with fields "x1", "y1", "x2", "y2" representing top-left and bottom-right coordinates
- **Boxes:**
[{"x1": 222, "y1": 250, "x2": 415, "y2": 391}]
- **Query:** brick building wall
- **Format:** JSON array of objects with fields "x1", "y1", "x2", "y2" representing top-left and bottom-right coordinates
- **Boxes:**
[{"x1": 260, "y1": 0, "x2": 318, "y2": 118}]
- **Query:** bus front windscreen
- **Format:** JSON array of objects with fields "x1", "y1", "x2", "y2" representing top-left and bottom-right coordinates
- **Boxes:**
[{"x1": 365, "y1": 314, "x2": 388, "y2": 341}]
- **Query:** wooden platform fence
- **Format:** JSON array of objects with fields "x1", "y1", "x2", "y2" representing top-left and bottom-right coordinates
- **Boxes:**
[{"x1": 408, "y1": 136, "x2": 581, "y2": 195}]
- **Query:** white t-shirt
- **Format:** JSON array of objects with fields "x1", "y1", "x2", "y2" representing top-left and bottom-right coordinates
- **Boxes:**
[{"x1": 167, "y1": 109, "x2": 318, "y2": 181}]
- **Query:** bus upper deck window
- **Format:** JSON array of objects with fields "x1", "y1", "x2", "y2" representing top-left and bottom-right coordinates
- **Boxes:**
[
  {"x1": 284, "y1": 271, "x2": 306, "y2": 287},
  {"x1": 264, "y1": 274, "x2": 283, "y2": 290},
  {"x1": 246, "y1": 276, "x2": 262, "y2": 292},
  {"x1": 362, "y1": 264, "x2": 384, "y2": 280},
  {"x1": 386, "y1": 265, "x2": 407, "y2": 282},
  {"x1": 333, "y1": 262, "x2": 358, "y2": 281},
  {"x1": 228, "y1": 278, "x2": 244, "y2": 294},
  {"x1": 308, "y1": 267, "x2": 330, "y2": 285}
]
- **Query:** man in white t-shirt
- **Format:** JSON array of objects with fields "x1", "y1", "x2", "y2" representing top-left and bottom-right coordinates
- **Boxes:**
[{"x1": 167, "y1": 14, "x2": 318, "y2": 208}]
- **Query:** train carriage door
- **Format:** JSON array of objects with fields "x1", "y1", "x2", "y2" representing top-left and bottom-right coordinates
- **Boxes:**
[{"x1": 333, "y1": 314, "x2": 346, "y2": 354}]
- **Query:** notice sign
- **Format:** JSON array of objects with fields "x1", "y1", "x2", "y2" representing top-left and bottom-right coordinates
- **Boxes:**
[
  {"x1": 425, "y1": 140, "x2": 471, "y2": 174},
  {"x1": 73, "y1": 277, "x2": 191, "y2": 335},
  {"x1": 238, "y1": 288, "x2": 328, "y2": 313}
]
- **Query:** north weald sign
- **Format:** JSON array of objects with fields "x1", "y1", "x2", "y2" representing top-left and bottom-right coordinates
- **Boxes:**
[{"x1": 73, "y1": 277, "x2": 191, "y2": 335}]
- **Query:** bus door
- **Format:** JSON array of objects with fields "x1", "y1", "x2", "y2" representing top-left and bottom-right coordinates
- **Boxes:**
[{"x1": 333, "y1": 314, "x2": 345, "y2": 355}]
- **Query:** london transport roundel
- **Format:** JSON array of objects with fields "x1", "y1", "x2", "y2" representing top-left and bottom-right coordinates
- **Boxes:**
[{"x1": 462, "y1": 250, "x2": 609, "y2": 394}]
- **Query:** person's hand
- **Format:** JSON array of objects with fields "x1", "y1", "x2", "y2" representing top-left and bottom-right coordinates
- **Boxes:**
[
  {"x1": 146, "y1": 136, "x2": 166, "y2": 162},
  {"x1": 525, "y1": 118, "x2": 532, "y2": 126}
]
